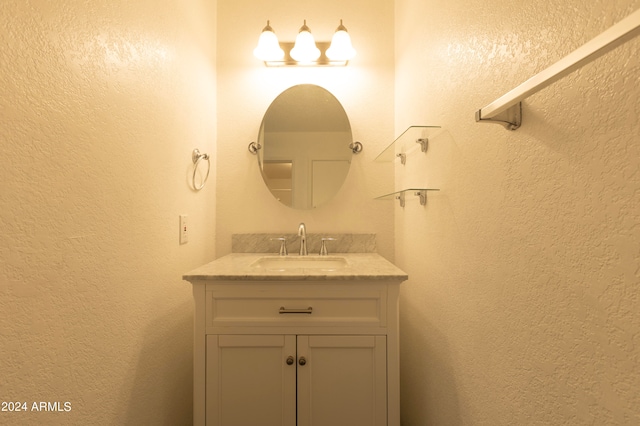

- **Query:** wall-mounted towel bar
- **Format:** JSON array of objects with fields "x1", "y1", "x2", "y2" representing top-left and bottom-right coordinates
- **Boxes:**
[{"x1": 476, "y1": 8, "x2": 640, "y2": 130}]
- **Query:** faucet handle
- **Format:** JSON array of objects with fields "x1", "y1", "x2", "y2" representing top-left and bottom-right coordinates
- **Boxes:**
[
  {"x1": 319, "y1": 237, "x2": 336, "y2": 256},
  {"x1": 270, "y1": 237, "x2": 288, "y2": 256}
]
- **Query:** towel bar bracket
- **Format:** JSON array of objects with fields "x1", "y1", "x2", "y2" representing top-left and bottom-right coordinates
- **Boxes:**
[{"x1": 475, "y1": 102, "x2": 522, "y2": 131}]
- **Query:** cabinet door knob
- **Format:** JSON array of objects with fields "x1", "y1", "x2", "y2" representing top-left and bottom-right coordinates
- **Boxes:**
[
  {"x1": 286, "y1": 356, "x2": 294, "y2": 365},
  {"x1": 298, "y1": 356, "x2": 307, "y2": 366}
]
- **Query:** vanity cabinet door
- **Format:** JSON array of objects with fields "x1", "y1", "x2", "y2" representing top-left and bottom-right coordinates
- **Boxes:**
[
  {"x1": 297, "y1": 335, "x2": 387, "y2": 426},
  {"x1": 206, "y1": 334, "x2": 296, "y2": 426}
]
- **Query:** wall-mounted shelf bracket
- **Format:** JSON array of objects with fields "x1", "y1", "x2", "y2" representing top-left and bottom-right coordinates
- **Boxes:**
[
  {"x1": 415, "y1": 191, "x2": 427, "y2": 206},
  {"x1": 376, "y1": 188, "x2": 439, "y2": 207},
  {"x1": 475, "y1": 102, "x2": 522, "y2": 131},
  {"x1": 374, "y1": 126, "x2": 441, "y2": 162},
  {"x1": 416, "y1": 138, "x2": 429, "y2": 152}
]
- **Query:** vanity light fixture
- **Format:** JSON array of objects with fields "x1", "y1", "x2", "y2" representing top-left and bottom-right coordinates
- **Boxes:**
[
  {"x1": 253, "y1": 20, "x2": 285, "y2": 61},
  {"x1": 326, "y1": 20, "x2": 356, "y2": 61},
  {"x1": 290, "y1": 20, "x2": 321, "y2": 63},
  {"x1": 254, "y1": 19, "x2": 356, "y2": 66}
]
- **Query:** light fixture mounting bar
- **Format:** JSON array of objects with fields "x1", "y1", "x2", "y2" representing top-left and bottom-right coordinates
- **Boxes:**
[{"x1": 264, "y1": 42, "x2": 348, "y2": 66}]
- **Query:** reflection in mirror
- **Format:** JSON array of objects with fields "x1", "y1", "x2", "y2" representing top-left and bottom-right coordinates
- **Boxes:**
[
  {"x1": 262, "y1": 161, "x2": 293, "y2": 206},
  {"x1": 258, "y1": 84, "x2": 352, "y2": 209}
]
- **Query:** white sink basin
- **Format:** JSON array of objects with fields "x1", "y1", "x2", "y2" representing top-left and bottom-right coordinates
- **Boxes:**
[{"x1": 250, "y1": 256, "x2": 349, "y2": 272}]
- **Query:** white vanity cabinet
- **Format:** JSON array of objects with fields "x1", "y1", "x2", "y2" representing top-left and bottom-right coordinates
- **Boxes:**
[
  {"x1": 188, "y1": 280, "x2": 402, "y2": 426},
  {"x1": 184, "y1": 253, "x2": 407, "y2": 426},
  {"x1": 207, "y1": 333, "x2": 387, "y2": 426}
]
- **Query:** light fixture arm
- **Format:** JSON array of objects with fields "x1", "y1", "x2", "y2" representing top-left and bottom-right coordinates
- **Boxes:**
[{"x1": 299, "y1": 19, "x2": 310, "y2": 33}]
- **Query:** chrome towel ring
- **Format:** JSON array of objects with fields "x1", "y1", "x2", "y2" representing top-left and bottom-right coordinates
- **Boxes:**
[{"x1": 192, "y1": 148, "x2": 210, "y2": 191}]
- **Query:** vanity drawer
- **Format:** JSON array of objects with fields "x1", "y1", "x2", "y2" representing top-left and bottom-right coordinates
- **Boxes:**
[{"x1": 206, "y1": 283, "x2": 387, "y2": 328}]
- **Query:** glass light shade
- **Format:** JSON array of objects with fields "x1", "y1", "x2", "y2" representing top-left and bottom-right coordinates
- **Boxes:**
[
  {"x1": 290, "y1": 21, "x2": 320, "y2": 63},
  {"x1": 253, "y1": 21, "x2": 284, "y2": 61},
  {"x1": 326, "y1": 21, "x2": 356, "y2": 61}
]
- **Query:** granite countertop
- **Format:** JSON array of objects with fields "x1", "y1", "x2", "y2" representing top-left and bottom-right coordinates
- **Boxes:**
[{"x1": 183, "y1": 253, "x2": 408, "y2": 282}]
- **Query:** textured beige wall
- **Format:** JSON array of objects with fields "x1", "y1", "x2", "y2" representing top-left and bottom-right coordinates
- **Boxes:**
[
  {"x1": 4, "y1": 0, "x2": 638, "y2": 424},
  {"x1": 0, "y1": 1, "x2": 216, "y2": 424},
  {"x1": 395, "y1": 0, "x2": 640, "y2": 424},
  {"x1": 215, "y1": 0, "x2": 395, "y2": 259}
]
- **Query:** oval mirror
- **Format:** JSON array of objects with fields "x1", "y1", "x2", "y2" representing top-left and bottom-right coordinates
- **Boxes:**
[{"x1": 257, "y1": 84, "x2": 353, "y2": 209}]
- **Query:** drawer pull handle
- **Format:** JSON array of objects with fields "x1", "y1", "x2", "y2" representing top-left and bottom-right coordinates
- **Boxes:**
[
  {"x1": 286, "y1": 356, "x2": 295, "y2": 365},
  {"x1": 279, "y1": 306, "x2": 313, "y2": 314},
  {"x1": 298, "y1": 356, "x2": 307, "y2": 366}
]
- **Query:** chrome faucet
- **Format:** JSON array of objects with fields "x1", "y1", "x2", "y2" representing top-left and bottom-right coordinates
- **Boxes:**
[{"x1": 298, "y1": 222, "x2": 308, "y2": 256}]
